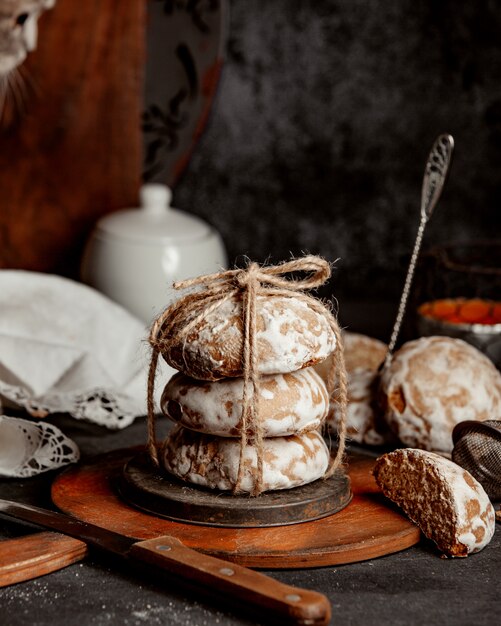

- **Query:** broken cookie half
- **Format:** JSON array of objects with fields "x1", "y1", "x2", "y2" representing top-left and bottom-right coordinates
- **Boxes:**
[{"x1": 373, "y1": 448, "x2": 495, "y2": 557}]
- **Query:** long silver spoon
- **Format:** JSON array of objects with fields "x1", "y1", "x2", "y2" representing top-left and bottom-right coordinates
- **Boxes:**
[{"x1": 384, "y1": 133, "x2": 455, "y2": 368}]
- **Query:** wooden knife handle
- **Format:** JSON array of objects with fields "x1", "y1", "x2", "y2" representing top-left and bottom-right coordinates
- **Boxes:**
[
  {"x1": 129, "y1": 535, "x2": 331, "y2": 626},
  {"x1": 0, "y1": 532, "x2": 88, "y2": 587}
]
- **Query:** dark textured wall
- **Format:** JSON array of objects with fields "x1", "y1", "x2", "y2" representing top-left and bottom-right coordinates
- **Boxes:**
[{"x1": 174, "y1": 0, "x2": 501, "y2": 300}]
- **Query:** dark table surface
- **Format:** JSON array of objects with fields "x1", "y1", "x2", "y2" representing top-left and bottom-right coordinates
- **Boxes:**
[{"x1": 1, "y1": 301, "x2": 499, "y2": 626}]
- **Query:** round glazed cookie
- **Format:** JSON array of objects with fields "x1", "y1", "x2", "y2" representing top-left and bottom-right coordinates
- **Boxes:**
[
  {"x1": 379, "y1": 336, "x2": 501, "y2": 454},
  {"x1": 318, "y1": 332, "x2": 392, "y2": 446},
  {"x1": 162, "y1": 425, "x2": 330, "y2": 493},
  {"x1": 161, "y1": 294, "x2": 336, "y2": 381},
  {"x1": 161, "y1": 367, "x2": 329, "y2": 437},
  {"x1": 339, "y1": 330, "x2": 387, "y2": 373},
  {"x1": 314, "y1": 331, "x2": 387, "y2": 382},
  {"x1": 373, "y1": 448, "x2": 495, "y2": 557},
  {"x1": 328, "y1": 368, "x2": 396, "y2": 446}
]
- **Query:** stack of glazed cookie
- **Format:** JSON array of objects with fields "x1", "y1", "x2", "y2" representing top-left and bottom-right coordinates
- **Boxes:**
[{"x1": 146, "y1": 257, "x2": 348, "y2": 496}]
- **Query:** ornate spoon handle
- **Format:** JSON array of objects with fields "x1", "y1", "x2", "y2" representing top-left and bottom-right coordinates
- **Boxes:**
[
  {"x1": 421, "y1": 133, "x2": 455, "y2": 219},
  {"x1": 385, "y1": 134, "x2": 454, "y2": 365}
]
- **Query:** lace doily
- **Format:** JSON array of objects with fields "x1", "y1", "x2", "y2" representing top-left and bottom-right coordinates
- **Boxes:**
[
  {"x1": 0, "y1": 380, "x2": 143, "y2": 429},
  {"x1": 0, "y1": 415, "x2": 80, "y2": 478}
]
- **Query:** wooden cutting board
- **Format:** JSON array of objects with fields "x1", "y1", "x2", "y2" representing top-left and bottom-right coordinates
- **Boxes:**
[
  {"x1": 0, "y1": 0, "x2": 143, "y2": 276},
  {"x1": 51, "y1": 448, "x2": 420, "y2": 569},
  {"x1": 0, "y1": 532, "x2": 88, "y2": 587}
]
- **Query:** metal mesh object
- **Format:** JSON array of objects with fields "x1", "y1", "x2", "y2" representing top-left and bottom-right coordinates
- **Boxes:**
[{"x1": 452, "y1": 420, "x2": 501, "y2": 501}]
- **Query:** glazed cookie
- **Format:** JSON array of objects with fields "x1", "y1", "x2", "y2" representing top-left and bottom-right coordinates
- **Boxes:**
[
  {"x1": 339, "y1": 330, "x2": 387, "y2": 373},
  {"x1": 160, "y1": 294, "x2": 336, "y2": 381},
  {"x1": 161, "y1": 367, "x2": 329, "y2": 437},
  {"x1": 162, "y1": 425, "x2": 330, "y2": 493},
  {"x1": 319, "y1": 332, "x2": 392, "y2": 446},
  {"x1": 328, "y1": 368, "x2": 395, "y2": 446},
  {"x1": 379, "y1": 336, "x2": 501, "y2": 454},
  {"x1": 373, "y1": 448, "x2": 495, "y2": 557}
]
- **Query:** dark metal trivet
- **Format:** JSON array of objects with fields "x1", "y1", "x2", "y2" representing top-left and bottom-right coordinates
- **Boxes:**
[{"x1": 118, "y1": 452, "x2": 352, "y2": 528}]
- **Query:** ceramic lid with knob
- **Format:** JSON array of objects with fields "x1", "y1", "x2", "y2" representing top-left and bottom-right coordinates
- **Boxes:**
[{"x1": 94, "y1": 184, "x2": 212, "y2": 244}]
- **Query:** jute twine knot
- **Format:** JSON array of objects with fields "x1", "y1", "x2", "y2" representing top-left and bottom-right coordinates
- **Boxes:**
[
  {"x1": 235, "y1": 263, "x2": 259, "y2": 288},
  {"x1": 146, "y1": 255, "x2": 348, "y2": 496}
]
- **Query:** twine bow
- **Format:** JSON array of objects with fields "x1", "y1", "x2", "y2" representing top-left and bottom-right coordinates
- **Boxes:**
[{"x1": 147, "y1": 255, "x2": 347, "y2": 495}]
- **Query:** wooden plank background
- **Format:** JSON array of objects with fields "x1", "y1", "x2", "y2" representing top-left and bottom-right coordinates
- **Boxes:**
[{"x1": 0, "y1": 0, "x2": 144, "y2": 277}]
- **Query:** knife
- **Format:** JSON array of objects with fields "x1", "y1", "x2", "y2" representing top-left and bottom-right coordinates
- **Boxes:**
[{"x1": 0, "y1": 499, "x2": 331, "y2": 626}]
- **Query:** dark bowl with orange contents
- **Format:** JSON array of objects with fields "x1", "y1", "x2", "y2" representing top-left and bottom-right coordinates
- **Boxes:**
[{"x1": 417, "y1": 298, "x2": 501, "y2": 369}]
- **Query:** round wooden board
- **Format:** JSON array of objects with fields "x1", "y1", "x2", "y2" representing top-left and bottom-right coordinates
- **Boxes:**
[{"x1": 51, "y1": 448, "x2": 421, "y2": 569}]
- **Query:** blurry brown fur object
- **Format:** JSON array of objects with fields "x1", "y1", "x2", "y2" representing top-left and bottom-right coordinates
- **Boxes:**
[
  {"x1": 0, "y1": 1, "x2": 54, "y2": 73},
  {"x1": 0, "y1": 0, "x2": 144, "y2": 276},
  {"x1": 0, "y1": 0, "x2": 54, "y2": 108}
]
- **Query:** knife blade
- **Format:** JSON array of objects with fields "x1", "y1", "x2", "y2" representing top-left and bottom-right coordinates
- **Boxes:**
[{"x1": 0, "y1": 499, "x2": 331, "y2": 626}]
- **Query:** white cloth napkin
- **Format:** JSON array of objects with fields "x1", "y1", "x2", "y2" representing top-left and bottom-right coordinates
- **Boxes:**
[{"x1": 0, "y1": 270, "x2": 174, "y2": 429}]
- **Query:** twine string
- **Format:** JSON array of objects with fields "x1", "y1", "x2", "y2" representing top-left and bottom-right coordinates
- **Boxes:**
[
  {"x1": 147, "y1": 346, "x2": 161, "y2": 465},
  {"x1": 146, "y1": 255, "x2": 347, "y2": 494},
  {"x1": 324, "y1": 321, "x2": 348, "y2": 475}
]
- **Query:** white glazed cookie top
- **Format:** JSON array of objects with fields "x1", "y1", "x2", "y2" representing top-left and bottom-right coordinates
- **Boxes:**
[
  {"x1": 161, "y1": 367, "x2": 329, "y2": 437},
  {"x1": 162, "y1": 294, "x2": 337, "y2": 380},
  {"x1": 374, "y1": 448, "x2": 495, "y2": 555},
  {"x1": 162, "y1": 426, "x2": 330, "y2": 493},
  {"x1": 380, "y1": 336, "x2": 501, "y2": 453}
]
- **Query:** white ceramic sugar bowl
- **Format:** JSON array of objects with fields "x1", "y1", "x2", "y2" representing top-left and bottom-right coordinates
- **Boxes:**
[{"x1": 81, "y1": 184, "x2": 227, "y2": 323}]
